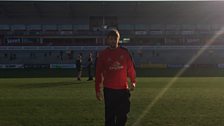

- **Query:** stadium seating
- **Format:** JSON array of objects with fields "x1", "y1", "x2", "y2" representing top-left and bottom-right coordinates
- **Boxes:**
[{"x1": 1, "y1": 23, "x2": 224, "y2": 68}]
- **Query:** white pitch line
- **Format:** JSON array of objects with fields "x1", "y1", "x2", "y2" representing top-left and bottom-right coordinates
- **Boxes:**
[{"x1": 132, "y1": 27, "x2": 224, "y2": 126}]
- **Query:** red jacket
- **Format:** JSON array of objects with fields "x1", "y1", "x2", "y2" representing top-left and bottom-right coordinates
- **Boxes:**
[{"x1": 95, "y1": 47, "x2": 136, "y2": 93}]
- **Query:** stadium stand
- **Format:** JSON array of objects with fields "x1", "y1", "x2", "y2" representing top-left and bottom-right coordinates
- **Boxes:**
[{"x1": 1, "y1": 1, "x2": 224, "y2": 69}]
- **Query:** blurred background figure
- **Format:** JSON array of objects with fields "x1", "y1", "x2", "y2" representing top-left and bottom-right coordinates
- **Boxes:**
[
  {"x1": 76, "y1": 53, "x2": 82, "y2": 80},
  {"x1": 87, "y1": 52, "x2": 94, "y2": 81}
]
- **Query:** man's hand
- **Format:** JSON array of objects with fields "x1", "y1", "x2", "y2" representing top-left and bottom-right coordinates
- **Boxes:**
[
  {"x1": 96, "y1": 91, "x2": 103, "y2": 101},
  {"x1": 130, "y1": 83, "x2": 136, "y2": 91}
]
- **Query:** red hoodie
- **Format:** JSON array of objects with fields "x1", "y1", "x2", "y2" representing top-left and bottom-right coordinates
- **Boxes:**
[{"x1": 95, "y1": 47, "x2": 136, "y2": 93}]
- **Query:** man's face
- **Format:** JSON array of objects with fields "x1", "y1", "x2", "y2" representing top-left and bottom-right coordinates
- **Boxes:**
[{"x1": 107, "y1": 36, "x2": 119, "y2": 48}]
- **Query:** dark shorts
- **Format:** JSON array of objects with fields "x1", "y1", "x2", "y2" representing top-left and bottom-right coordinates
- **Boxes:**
[
  {"x1": 76, "y1": 67, "x2": 82, "y2": 72},
  {"x1": 103, "y1": 87, "x2": 131, "y2": 126}
]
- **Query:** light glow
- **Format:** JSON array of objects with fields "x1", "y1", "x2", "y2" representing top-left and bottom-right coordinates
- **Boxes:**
[{"x1": 132, "y1": 27, "x2": 224, "y2": 126}]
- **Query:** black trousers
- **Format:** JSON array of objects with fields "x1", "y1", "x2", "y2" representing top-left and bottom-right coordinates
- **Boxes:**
[
  {"x1": 87, "y1": 66, "x2": 93, "y2": 80},
  {"x1": 103, "y1": 88, "x2": 131, "y2": 126}
]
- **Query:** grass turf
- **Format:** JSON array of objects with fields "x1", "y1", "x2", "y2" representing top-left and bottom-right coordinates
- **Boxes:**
[
  {"x1": 1, "y1": 68, "x2": 224, "y2": 78},
  {"x1": 1, "y1": 77, "x2": 224, "y2": 126}
]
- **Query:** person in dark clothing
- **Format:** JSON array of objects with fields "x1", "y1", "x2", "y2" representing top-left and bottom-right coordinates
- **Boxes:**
[
  {"x1": 76, "y1": 53, "x2": 82, "y2": 80},
  {"x1": 87, "y1": 52, "x2": 94, "y2": 81}
]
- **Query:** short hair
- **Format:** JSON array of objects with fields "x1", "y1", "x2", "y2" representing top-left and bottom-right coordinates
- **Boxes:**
[{"x1": 106, "y1": 29, "x2": 120, "y2": 39}]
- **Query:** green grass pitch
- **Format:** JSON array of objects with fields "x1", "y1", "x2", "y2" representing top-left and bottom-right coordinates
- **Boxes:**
[{"x1": 1, "y1": 77, "x2": 224, "y2": 126}]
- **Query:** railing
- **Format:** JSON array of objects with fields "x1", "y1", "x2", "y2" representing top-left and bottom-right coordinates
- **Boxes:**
[{"x1": 1, "y1": 45, "x2": 224, "y2": 50}]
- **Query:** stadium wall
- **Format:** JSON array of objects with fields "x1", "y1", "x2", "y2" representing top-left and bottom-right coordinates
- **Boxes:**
[{"x1": 1, "y1": 46, "x2": 224, "y2": 69}]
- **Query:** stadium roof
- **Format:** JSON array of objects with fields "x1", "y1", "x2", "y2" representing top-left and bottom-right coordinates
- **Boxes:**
[{"x1": 1, "y1": 1, "x2": 224, "y2": 24}]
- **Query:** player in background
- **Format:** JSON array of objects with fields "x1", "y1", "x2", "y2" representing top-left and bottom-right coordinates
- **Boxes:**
[
  {"x1": 76, "y1": 53, "x2": 82, "y2": 80},
  {"x1": 87, "y1": 52, "x2": 94, "y2": 81}
]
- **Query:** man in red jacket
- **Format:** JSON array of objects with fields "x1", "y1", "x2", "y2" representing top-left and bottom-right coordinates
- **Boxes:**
[{"x1": 95, "y1": 29, "x2": 136, "y2": 126}]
